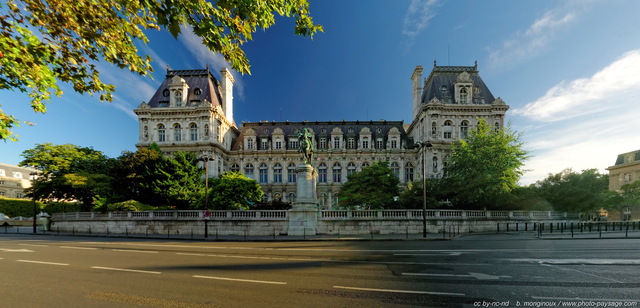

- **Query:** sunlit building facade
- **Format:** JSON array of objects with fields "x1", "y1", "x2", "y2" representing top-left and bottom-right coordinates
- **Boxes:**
[{"x1": 134, "y1": 62, "x2": 509, "y2": 209}]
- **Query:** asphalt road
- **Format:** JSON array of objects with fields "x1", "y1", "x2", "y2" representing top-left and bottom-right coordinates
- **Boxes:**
[{"x1": 1, "y1": 233, "x2": 639, "y2": 307}]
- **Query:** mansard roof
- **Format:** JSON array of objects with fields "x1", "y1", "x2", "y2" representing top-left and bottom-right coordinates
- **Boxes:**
[
  {"x1": 231, "y1": 120, "x2": 409, "y2": 151},
  {"x1": 611, "y1": 149, "x2": 640, "y2": 167},
  {"x1": 421, "y1": 62, "x2": 496, "y2": 105},
  {"x1": 145, "y1": 68, "x2": 223, "y2": 108}
]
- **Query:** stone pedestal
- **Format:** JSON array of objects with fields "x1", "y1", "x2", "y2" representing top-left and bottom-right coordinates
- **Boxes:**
[{"x1": 288, "y1": 163, "x2": 319, "y2": 236}]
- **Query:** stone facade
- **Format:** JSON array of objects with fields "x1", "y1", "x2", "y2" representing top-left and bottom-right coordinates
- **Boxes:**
[
  {"x1": 0, "y1": 163, "x2": 37, "y2": 199},
  {"x1": 607, "y1": 149, "x2": 640, "y2": 191},
  {"x1": 134, "y1": 62, "x2": 509, "y2": 209}
]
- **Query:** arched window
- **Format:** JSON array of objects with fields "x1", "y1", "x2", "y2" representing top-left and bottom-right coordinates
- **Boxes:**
[
  {"x1": 288, "y1": 193, "x2": 296, "y2": 203},
  {"x1": 443, "y1": 120, "x2": 452, "y2": 139},
  {"x1": 433, "y1": 157, "x2": 438, "y2": 173},
  {"x1": 173, "y1": 124, "x2": 182, "y2": 142},
  {"x1": 230, "y1": 164, "x2": 240, "y2": 172},
  {"x1": 273, "y1": 163, "x2": 282, "y2": 183},
  {"x1": 273, "y1": 193, "x2": 282, "y2": 201},
  {"x1": 390, "y1": 162, "x2": 400, "y2": 178},
  {"x1": 332, "y1": 163, "x2": 342, "y2": 183},
  {"x1": 158, "y1": 124, "x2": 166, "y2": 142},
  {"x1": 361, "y1": 162, "x2": 370, "y2": 169},
  {"x1": 259, "y1": 163, "x2": 268, "y2": 183},
  {"x1": 318, "y1": 163, "x2": 327, "y2": 183},
  {"x1": 405, "y1": 162, "x2": 414, "y2": 183},
  {"x1": 459, "y1": 87, "x2": 468, "y2": 104},
  {"x1": 347, "y1": 162, "x2": 356, "y2": 177},
  {"x1": 287, "y1": 163, "x2": 297, "y2": 183},
  {"x1": 174, "y1": 90, "x2": 182, "y2": 106},
  {"x1": 190, "y1": 123, "x2": 198, "y2": 141},
  {"x1": 244, "y1": 163, "x2": 254, "y2": 179},
  {"x1": 460, "y1": 121, "x2": 469, "y2": 139}
]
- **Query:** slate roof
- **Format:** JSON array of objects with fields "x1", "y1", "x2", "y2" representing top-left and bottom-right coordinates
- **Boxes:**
[
  {"x1": 145, "y1": 68, "x2": 223, "y2": 108},
  {"x1": 421, "y1": 63, "x2": 496, "y2": 105},
  {"x1": 231, "y1": 120, "x2": 410, "y2": 151},
  {"x1": 613, "y1": 150, "x2": 640, "y2": 166}
]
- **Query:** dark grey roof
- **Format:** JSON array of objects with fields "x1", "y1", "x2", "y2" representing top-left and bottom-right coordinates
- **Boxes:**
[
  {"x1": 231, "y1": 120, "x2": 409, "y2": 151},
  {"x1": 614, "y1": 150, "x2": 640, "y2": 166},
  {"x1": 421, "y1": 64, "x2": 496, "y2": 105},
  {"x1": 145, "y1": 69, "x2": 223, "y2": 108}
]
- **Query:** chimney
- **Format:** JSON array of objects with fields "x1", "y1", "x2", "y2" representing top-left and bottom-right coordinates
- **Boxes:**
[
  {"x1": 220, "y1": 68, "x2": 234, "y2": 123},
  {"x1": 411, "y1": 65, "x2": 424, "y2": 119}
]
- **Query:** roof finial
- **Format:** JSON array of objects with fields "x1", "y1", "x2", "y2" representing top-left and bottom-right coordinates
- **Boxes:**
[
  {"x1": 166, "y1": 65, "x2": 171, "y2": 74},
  {"x1": 474, "y1": 60, "x2": 478, "y2": 69},
  {"x1": 434, "y1": 60, "x2": 437, "y2": 67}
]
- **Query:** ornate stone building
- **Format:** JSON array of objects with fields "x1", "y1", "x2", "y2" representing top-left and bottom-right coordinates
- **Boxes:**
[
  {"x1": 607, "y1": 149, "x2": 640, "y2": 191},
  {"x1": 134, "y1": 62, "x2": 509, "y2": 209},
  {"x1": 0, "y1": 163, "x2": 37, "y2": 199}
]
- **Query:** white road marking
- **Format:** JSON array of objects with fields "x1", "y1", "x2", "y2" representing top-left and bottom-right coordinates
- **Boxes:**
[
  {"x1": 508, "y1": 258, "x2": 640, "y2": 265},
  {"x1": 333, "y1": 286, "x2": 465, "y2": 296},
  {"x1": 0, "y1": 248, "x2": 33, "y2": 252},
  {"x1": 395, "y1": 252, "x2": 463, "y2": 256},
  {"x1": 112, "y1": 249, "x2": 158, "y2": 254},
  {"x1": 60, "y1": 246, "x2": 98, "y2": 250},
  {"x1": 403, "y1": 272, "x2": 510, "y2": 280},
  {"x1": 17, "y1": 260, "x2": 69, "y2": 266},
  {"x1": 18, "y1": 244, "x2": 48, "y2": 247},
  {"x1": 532, "y1": 296, "x2": 640, "y2": 302},
  {"x1": 193, "y1": 275, "x2": 287, "y2": 285},
  {"x1": 91, "y1": 266, "x2": 161, "y2": 274}
]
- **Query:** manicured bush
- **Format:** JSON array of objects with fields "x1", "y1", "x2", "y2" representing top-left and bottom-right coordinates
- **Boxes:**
[{"x1": 0, "y1": 197, "x2": 43, "y2": 217}]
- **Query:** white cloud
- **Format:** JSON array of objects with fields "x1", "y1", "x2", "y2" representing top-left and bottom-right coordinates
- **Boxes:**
[
  {"x1": 488, "y1": 7, "x2": 578, "y2": 70},
  {"x1": 514, "y1": 50, "x2": 640, "y2": 122},
  {"x1": 516, "y1": 49, "x2": 640, "y2": 185},
  {"x1": 402, "y1": 0, "x2": 439, "y2": 40},
  {"x1": 177, "y1": 26, "x2": 245, "y2": 99}
]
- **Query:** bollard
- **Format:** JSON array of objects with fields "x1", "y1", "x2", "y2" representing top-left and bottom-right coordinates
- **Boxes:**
[
  {"x1": 560, "y1": 223, "x2": 564, "y2": 233},
  {"x1": 273, "y1": 227, "x2": 276, "y2": 240},
  {"x1": 406, "y1": 226, "x2": 409, "y2": 239},
  {"x1": 626, "y1": 222, "x2": 629, "y2": 238},
  {"x1": 598, "y1": 223, "x2": 602, "y2": 238},
  {"x1": 525, "y1": 223, "x2": 528, "y2": 231},
  {"x1": 571, "y1": 222, "x2": 574, "y2": 238},
  {"x1": 497, "y1": 223, "x2": 500, "y2": 233},
  {"x1": 126, "y1": 227, "x2": 128, "y2": 237},
  {"x1": 516, "y1": 223, "x2": 519, "y2": 232},
  {"x1": 506, "y1": 223, "x2": 509, "y2": 232},
  {"x1": 89, "y1": 226, "x2": 92, "y2": 235},
  {"x1": 550, "y1": 223, "x2": 553, "y2": 234}
]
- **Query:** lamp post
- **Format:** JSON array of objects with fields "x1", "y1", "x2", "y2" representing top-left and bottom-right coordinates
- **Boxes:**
[
  {"x1": 414, "y1": 141, "x2": 432, "y2": 238},
  {"x1": 199, "y1": 154, "x2": 213, "y2": 238},
  {"x1": 29, "y1": 171, "x2": 39, "y2": 234}
]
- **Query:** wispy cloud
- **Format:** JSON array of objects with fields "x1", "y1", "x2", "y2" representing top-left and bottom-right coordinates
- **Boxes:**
[
  {"x1": 177, "y1": 26, "x2": 245, "y2": 99},
  {"x1": 516, "y1": 49, "x2": 640, "y2": 184},
  {"x1": 402, "y1": 0, "x2": 439, "y2": 44},
  {"x1": 488, "y1": 6, "x2": 579, "y2": 70},
  {"x1": 514, "y1": 50, "x2": 640, "y2": 122}
]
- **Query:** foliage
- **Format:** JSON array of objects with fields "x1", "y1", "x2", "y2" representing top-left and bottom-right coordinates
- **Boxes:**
[
  {"x1": 206, "y1": 171, "x2": 263, "y2": 210},
  {"x1": 0, "y1": 0, "x2": 322, "y2": 141},
  {"x1": 445, "y1": 120, "x2": 529, "y2": 209},
  {"x1": 397, "y1": 178, "x2": 452, "y2": 209},
  {"x1": 41, "y1": 201, "x2": 81, "y2": 214},
  {"x1": 535, "y1": 168, "x2": 609, "y2": 214},
  {"x1": 338, "y1": 162, "x2": 400, "y2": 209},
  {"x1": 0, "y1": 196, "x2": 43, "y2": 217},
  {"x1": 253, "y1": 200, "x2": 292, "y2": 210},
  {"x1": 19, "y1": 143, "x2": 105, "y2": 175}
]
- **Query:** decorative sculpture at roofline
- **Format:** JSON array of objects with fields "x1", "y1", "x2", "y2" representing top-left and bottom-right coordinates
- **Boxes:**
[{"x1": 297, "y1": 127, "x2": 315, "y2": 165}]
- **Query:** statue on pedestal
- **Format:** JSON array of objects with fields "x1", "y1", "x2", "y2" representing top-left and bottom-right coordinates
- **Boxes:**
[{"x1": 297, "y1": 127, "x2": 314, "y2": 165}]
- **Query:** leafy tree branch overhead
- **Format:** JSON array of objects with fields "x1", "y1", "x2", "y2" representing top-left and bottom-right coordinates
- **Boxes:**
[{"x1": 0, "y1": 0, "x2": 323, "y2": 141}]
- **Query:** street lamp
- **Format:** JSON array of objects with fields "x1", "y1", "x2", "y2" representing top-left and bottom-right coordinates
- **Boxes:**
[
  {"x1": 199, "y1": 154, "x2": 213, "y2": 238},
  {"x1": 29, "y1": 171, "x2": 40, "y2": 234},
  {"x1": 414, "y1": 141, "x2": 432, "y2": 238}
]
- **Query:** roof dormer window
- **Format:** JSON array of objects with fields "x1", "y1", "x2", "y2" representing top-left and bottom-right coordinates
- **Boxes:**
[
  {"x1": 174, "y1": 90, "x2": 182, "y2": 107},
  {"x1": 459, "y1": 88, "x2": 468, "y2": 104}
]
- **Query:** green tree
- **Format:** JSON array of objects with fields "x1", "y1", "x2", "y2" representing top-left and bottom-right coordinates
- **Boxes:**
[
  {"x1": 155, "y1": 151, "x2": 204, "y2": 209},
  {"x1": 0, "y1": 0, "x2": 322, "y2": 141},
  {"x1": 206, "y1": 171, "x2": 263, "y2": 210},
  {"x1": 535, "y1": 168, "x2": 609, "y2": 215},
  {"x1": 397, "y1": 178, "x2": 452, "y2": 209},
  {"x1": 338, "y1": 162, "x2": 400, "y2": 210},
  {"x1": 445, "y1": 120, "x2": 529, "y2": 209},
  {"x1": 19, "y1": 143, "x2": 105, "y2": 176}
]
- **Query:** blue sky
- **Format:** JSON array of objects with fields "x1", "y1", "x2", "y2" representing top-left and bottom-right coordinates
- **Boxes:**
[{"x1": 2, "y1": 0, "x2": 640, "y2": 185}]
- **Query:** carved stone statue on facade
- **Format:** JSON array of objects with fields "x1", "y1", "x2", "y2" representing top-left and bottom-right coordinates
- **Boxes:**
[{"x1": 297, "y1": 127, "x2": 315, "y2": 165}]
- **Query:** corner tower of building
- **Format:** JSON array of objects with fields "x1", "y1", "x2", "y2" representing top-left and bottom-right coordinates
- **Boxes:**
[
  {"x1": 407, "y1": 61, "x2": 510, "y2": 178},
  {"x1": 134, "y1": 68, "x2": 239, "y2": 178}
]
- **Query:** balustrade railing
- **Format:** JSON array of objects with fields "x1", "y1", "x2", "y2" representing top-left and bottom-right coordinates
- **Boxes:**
[{"x1": 52, "y1": 210, "x2": 576, "y2": 221}]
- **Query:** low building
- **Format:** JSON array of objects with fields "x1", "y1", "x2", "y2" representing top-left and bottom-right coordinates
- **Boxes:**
[
  {"x1": 606, "y1": 149, "x2": 640, "y2": 220},
  {"x1": 0, "y1": 163, "x2": 38, "y2": 199}
]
